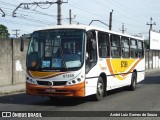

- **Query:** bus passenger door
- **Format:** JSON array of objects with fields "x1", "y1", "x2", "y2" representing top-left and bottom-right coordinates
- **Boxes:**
[
  {"x1": 85, "y1": 31, "x2": 97, "y2": 73},
  {"x1": 85, "y1": 31, "x2": 99, "y2": 96}
]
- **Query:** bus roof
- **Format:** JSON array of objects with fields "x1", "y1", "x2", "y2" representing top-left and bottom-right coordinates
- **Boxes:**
[{"x1": 35, "y1": 25, "x2": 144, "y2": 40}]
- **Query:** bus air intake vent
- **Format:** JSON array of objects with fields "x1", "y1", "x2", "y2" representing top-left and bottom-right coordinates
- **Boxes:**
[{"x1": 37, "y1": 81, "x2": 67, "y2": 86}]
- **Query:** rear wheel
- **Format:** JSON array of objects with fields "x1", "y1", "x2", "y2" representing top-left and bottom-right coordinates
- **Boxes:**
[
  {"x1": 129, "y1": 72, "x2": 137, "y2": 91},
  {"x1": 94, "y1": 77, "x2": 104, "y2": 101}
]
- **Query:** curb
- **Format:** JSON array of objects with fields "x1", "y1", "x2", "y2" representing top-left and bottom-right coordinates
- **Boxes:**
[
  {"x1": 0, "y1": 84, "x2": 25, "y2": 95},
  {"x1": 145, "y1": 69, "x2": 160, "y2": 74}
]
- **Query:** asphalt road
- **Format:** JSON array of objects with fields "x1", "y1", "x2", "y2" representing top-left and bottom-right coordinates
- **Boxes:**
[{"x1": 0, "y1": 71, "x2": 160, "y2": 120}]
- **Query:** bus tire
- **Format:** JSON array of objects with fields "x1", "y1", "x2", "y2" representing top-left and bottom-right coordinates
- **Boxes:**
[
  {"x1": 94, "y1": 77, "x2": 104, "y2": 101},
  {"x1": 129, "y1": 72, "x2": 137, "y2": 91}
]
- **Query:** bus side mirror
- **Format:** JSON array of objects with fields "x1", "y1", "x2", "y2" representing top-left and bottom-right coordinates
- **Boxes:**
[
  {"x1": 86, "y1": 52, "x2": 89, "y2": 60},
  {"x1": 20, "y1": 37, "x2": 24, "y2": 52}
]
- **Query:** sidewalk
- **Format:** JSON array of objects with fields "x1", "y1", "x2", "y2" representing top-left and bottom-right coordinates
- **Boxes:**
[
  {"x1": 0, "y1": 69, "x2": 160, "y2": 95},
  {"x1": 145, "y1": 68, "x2": 160, "y2": 74}
]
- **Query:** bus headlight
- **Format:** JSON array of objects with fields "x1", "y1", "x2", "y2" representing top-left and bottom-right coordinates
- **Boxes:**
[
  {"x1": 66, "y1": 78, "x2": 82, "y2": 85},
  {"x1": 77, "y1": 78, "x2": 81, "y2": 82},
  {"x1": 26, "y1": 77, "x2": 37, "y2": 84}
]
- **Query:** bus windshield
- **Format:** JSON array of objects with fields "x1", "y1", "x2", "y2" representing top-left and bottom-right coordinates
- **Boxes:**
[{"x1": 27, "y1": 29, "x2": 85, "y2": 71}]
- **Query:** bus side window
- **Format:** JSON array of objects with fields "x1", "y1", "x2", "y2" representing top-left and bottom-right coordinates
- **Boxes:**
[
  {"x1": 98, "y1": 31, "x2": 110, "y2": 58},
  {"x1": 110, "y1": 34, "x2": 121, "y2": 58},
  {"x1": 138, "y1": 41, "x2": 144, "y2": 58},
  {"x1": 86, "y1": 31, "x2": 97, "y2": 73},
  {"x1": 130, "y1": 39, "x2": 138, "y2": 58},
  {"x1": 121, "y1": 37, "x2": 130, "y2": 58}
]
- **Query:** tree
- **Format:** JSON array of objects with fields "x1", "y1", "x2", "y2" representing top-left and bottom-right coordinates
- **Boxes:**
[
  {"x1": 0, "y1": 24, "x2": 10, "y2": 38},
  {"x1": 144, "y1": 40, "x2": 149, "y2": 49}
]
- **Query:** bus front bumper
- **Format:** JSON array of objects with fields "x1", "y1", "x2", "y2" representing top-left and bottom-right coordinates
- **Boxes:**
[{"x1": 26, "y1": 82, "x2": 85, "y2": 97}]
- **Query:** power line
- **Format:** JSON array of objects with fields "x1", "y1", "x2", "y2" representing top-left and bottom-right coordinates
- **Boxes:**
[
  {"x1": 0, "y1": 0, "x2": 151, "y2": 37},
  {"x1": 0, "y1": 9, "x2": 55, "y2": 26},
  {"x1": 68, "y1": 2, "x2": 106, "y2": 20},
  {"x1": 68, "y1": 1, "x2": 145, "y2": 31},
  {"x1": 92, "y1": 0, "x2": 111, "y2": 12},
  {"x1": 106, "y1": 0, "x2": 146, "y2": 24},
  {"x1": 1, "y1": 0, "x2": 141, "y2": 29},
  {"x1": 12, "y1": 0, "x2": 68, "y2": 25},
  {"x1": 0, "y1": 5, "x2": 58, "y2": 25},
  {"x1": 1, "y1": 4, "x2": 57, "y2": 17},
  {"x1": 0, "y1": 19, "x2": 45, "y2": 27},
  {"x1": 18, "y1": 14, "x2": 55, "y2": 25},
  {"x1": 15, "y1": 14, "x2": 56, "y2": 26},
  {"x1": 0, "y1": 1, "x2": 17, "y2": 7}
]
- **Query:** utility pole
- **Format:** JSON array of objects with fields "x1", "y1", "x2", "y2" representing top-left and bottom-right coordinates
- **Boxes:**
[
  {"x1": 12, "y1": 0, "x2": 68, "y2": 25},
  {"x1": 0, "y1": 8, "x2": 5, "y2": 17},
  {"x1": 109, "y1": 10, "x2": 113, "y2": 30},
  {"x1": 67, "y1": 9, "x2": 76, "y2": 25},
  {"x1": 57, "y1": 0, "x2": 62, "y2": 25},
  {"x1": 69, "y1": 9, "x2": 71, "y2": 24},
  {"x1": 146, "y1": 17, "x2": 156, "y2": 31},
  {"x1": 12, "y1": 29, "x2": 20, "y2": 38},
  {"x1": 119, "y1": 23, "x2": 127, "y2": 34}
]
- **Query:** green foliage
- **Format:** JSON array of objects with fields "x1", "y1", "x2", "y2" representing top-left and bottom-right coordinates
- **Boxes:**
[
  {"x1": 144, "y1": 40, "x2": 149, "y2": 49},
  {"x1": 0, "y1": 24, "x2": 10, "y2": 38}
]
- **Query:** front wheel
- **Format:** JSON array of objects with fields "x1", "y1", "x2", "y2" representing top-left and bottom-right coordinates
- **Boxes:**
[
  {"x1": 94, "y1": 77, "x2": 104, "y2": 101},
  {"x1": 129, "y1": 72, "x2": 137, "y2": 91}
]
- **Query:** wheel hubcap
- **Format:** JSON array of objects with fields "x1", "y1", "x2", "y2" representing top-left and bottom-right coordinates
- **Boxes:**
[
  {"x1": 133, "y1": 76, "x2": 136, "y2": 88},
  {"x1": 98, "y1": 82, "x2": 103, "y2": 95}
]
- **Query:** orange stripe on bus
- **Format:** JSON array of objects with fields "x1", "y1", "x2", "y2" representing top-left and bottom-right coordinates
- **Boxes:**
[
  {"x1": 106, "y1": 59, "x2": 115, "y2": 77},
  {"x1": 121, "y1": 59, "x2": 142, "y2": 77},
  {"x1": 26, "y1": 81, "x2": 85, "y2": 97},
  {"x1": 106, "y1": 59, "x2": 142, "y2": 80},
  {"x1": 28, "y1": 70, "x2": 66, "y2": 79}
]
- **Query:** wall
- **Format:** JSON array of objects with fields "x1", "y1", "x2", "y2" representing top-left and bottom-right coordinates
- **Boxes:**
[
  {"x1": 0, "y1": 39, "x2": 12, "y2": 86},
  {"x1": 145, "y1": 50, "x2": 160, "y2": 70},
  {"x1": 0, "y1": 38, "x2": 29, "y2": 87},
  {"x1": 12, "y1": 39, "x2": 29, "y2": 85}
]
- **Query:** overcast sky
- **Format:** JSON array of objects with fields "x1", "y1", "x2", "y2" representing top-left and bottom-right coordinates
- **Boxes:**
[{"x1": 0, "y1": 0, "x2": 160, "y2": 39}]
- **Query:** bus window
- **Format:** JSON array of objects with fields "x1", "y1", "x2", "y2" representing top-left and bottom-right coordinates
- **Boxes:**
[
  {"x1": 130, "y1": 39, "x2": 138, "y2": 58},
  {"x1": 121, "y1": 37, "x2": 129, "y2": 58},
  {"x1": 98, "y1": 32, "x2": 110, "y2": 58},
  {"x1": 110, "y1": 34, "x2": 121, "y2": 58},
  {"x1": 86, "y1": 31, "x2": 97, "y2": 73},
  {"x1": 138, "y1": 41, "x2": 144, "y2": 58}
]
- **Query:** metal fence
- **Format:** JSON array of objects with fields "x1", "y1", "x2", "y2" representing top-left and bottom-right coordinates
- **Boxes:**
[{"x1": 145, "y1": 50, "x2": 160, "y2": 70}]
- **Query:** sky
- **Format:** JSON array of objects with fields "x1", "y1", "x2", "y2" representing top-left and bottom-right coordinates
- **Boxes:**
[{"x1": 0, "y1": 0, "x2": 160, "y2": 39}]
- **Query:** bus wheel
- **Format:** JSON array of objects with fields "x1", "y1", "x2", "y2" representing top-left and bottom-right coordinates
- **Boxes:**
[
  {"x1": 94, "y1": 77, "x2": 104, "y2": 101},
  {"x1": 129, "y1": 72, "x2": 137, "y2": 91}
]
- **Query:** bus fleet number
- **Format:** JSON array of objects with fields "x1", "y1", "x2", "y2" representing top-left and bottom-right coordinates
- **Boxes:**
[{"x1": 121, "y1": 61, "x2": 128, "y2": 68}]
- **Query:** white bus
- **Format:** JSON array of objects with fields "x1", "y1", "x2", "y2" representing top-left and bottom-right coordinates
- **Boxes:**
[{"x1": 25, "y1": 25, "x2": 145, "y2": 101}]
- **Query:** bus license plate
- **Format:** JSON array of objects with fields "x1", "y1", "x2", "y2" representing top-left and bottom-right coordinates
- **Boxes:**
[{"x1": 45, "y1": 88, "x2": 56, "y2": 93}]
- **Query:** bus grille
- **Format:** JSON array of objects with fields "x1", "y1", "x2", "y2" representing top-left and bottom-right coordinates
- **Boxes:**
[{"x1": 36, "y1": 81, "x2": 67, "y2": 86}]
